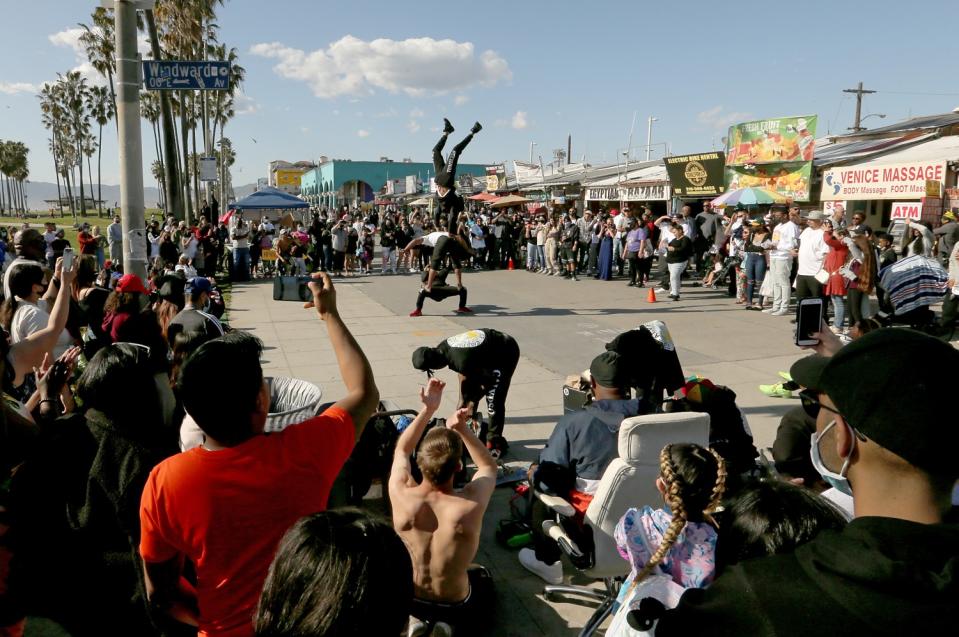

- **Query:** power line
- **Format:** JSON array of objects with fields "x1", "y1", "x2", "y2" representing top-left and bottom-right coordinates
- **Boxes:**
[{"x1": 873, "y1": 90, "x2": 959, "y2": 97}]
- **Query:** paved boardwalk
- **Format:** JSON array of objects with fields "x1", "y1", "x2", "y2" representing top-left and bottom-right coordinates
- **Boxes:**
[{"x1": 227, "y1": 268, "x2": 818, "y2": 636}]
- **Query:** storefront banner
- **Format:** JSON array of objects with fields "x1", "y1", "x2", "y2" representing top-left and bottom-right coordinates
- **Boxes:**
[
  {"x1": 822, "y1": 201, "x2": 847, "y2": 217},
  {"x1": 820, "y1": 161, "x2": 946, "y2": 201},
  {"x1": 890, "y1": 201, "x2": 922, "y2": 220},
  {"x1": 725, "y1": 161, "x2": 812, "y2": 201},
  {"x1": 586, "y1": 183, "x2": 669, "y2": 202},
  {"x1": 725, "y1": 115, "x2": 817, "y2": 166},
  {"x1": 664, "y1": 152, "x2": 726, "y2": 197}
]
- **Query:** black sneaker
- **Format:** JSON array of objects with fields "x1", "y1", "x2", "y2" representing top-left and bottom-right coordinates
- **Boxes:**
[
  {"x1": 471, "y1": 121, "x2": 483, "y2": 134},
  {"x1": 443, "y1": 118, "x2": 455, "y2": 134}
]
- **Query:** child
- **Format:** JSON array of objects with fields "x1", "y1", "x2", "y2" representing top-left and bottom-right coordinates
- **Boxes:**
[
  {"x1": 358, "y1": 230, "x2": 374, "y2": 275},
  {"x1": 606, "y1": 443, "x2": 726, "y2": 636},
  {"x1": 701, "y1": 254, "x2": 723, "y2": 287},
  {"x1": 175, "y1": 254, "x2": 198, "y2": 279}
]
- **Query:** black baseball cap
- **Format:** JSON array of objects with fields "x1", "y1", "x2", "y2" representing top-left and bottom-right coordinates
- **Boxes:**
[
  {"x1": 590, "y1": 351, "x2": 628, "y2": 388},
  {"x1": 789, "y1": 328, "x2": 959, "y2": 475}
]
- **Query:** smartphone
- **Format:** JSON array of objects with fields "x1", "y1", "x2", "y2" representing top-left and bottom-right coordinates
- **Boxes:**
[
  {"x1": 62, "y1": 247, "x2": 74, "y2": 272},
  {"x1": 795, "y1": 298, "x2": 824, "y2": 347}
]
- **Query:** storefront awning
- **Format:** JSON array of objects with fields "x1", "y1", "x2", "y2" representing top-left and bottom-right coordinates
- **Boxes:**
[
  {"x1": 819, "y1": 135, "x2": 959, "y2": 201},
  {"x1": 583, "y1": 164, "x2": 670, "y2": 202},
  {"x1": 813, "y1": 132, "x2": 937, "y2": 167}
]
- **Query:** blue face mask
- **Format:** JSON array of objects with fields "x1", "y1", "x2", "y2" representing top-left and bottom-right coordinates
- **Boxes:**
[{"x1": 809, "y1": 420, "x2": 855, "y2": 497}]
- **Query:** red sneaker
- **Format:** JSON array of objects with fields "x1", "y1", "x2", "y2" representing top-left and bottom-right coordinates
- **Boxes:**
[
  {"x1": 409, "y1": 309, "x2": 422, "y2": 317},
  {"x1": 455, "y1": 306, "x2": 474, "y2": 314}
]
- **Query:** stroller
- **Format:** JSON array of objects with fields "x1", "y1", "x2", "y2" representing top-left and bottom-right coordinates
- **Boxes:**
[{"x1": 877, "y1": 255, "x2": 948, "y2": 331}]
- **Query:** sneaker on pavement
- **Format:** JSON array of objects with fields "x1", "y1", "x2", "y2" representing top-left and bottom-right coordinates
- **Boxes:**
[
  {"x1": 761, "y1": 307, "x2": 777, "y2": 314},
  {"x1": 770, "y1": 309, "x2": 789, "y2": 316},
  {"x1": 759, "y1": 383, "x2": 793, "y2": 398},
  {"x1": 409, "y1": 309, "x2": 423, "y2": 317},
  {"x1": 454, "y1": 306, "x2": 473, "y2": 314},
  {"x1": 518, "y1": 548, "x2": 563, "y2": 584},
  {"x1": 777, "y1": 371, "x2": 793, "y2": 382},
  {"x1": 655, "y1": 287, "x2": 669, "y2": 294}
]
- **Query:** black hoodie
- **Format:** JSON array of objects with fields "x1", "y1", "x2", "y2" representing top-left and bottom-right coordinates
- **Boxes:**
[{"x1": 656, "y1": 516, "x2": 959, "y2": 637}]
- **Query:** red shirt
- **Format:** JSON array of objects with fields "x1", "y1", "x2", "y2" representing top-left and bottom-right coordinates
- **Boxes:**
[{"x1": 139, "y1": 407, "x2": 355, "y2": 637}]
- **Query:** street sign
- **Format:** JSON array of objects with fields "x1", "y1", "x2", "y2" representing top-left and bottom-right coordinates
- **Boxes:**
[
  {"x1": 199, "y1": 157, "x2": 218, "y2": 182},
  {"x1": 142, "y1": 60, "x2": 231, "y2": 91}
]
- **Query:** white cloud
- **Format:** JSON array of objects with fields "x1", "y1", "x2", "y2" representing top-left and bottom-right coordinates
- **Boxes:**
[
  {"x1": 407, "y1": 120, "x2": 421, "y2": 134},
  {"x1": 300, "y1": 126, "x2": 310, "y2": 133},
  {"x1": 250, "y1": 36, "x2": 512, "y2": 99},
  {"x1": 234, "y1": 91, "x2": 259, "y2": 115},
  {"x1": 409, "y1": 107, "x2": 425, "y2": 118},
  {"x1": 454, "y1": 95, "x2": 469, "y2": 106},
  {"x1": 49, "y1": 26, "x2": 151, "y2": 84},
  {"x1": 0, "y1": 82, "x2": 39, "y2": 95},
  {"x1": 374, "y1": 107, "x2": 398, "y2": 118},
  {"x1": 357, "y1": 129, "x2": 371, "y2": 138},
  {"x1": 697, "y1": 105, "x2": 752, "y2": 130},
  {"x1": 511, "y1": 111, "x2": 528, "y2": 130}
]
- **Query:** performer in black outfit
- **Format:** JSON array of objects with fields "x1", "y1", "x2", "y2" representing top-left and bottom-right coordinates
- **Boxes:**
[
  {"x1": 412, "y1": 328, "x2": 519, "y2": 458},
  {"x1": 432, "y1": 118, "x2": 482, "y2": 228},
  {"x1": 409, "y1": 267, "x2": 471, "y2": 317}
]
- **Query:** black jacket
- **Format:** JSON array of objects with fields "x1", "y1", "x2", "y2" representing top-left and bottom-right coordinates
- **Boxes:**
[{"x1": 657, "y1": 516, "x2": 959, "y2": 637}]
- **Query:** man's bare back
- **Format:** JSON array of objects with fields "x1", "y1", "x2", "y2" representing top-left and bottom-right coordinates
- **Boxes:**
[{"x1": 389, "y1": 380, "x2": 497, "y2": 604}]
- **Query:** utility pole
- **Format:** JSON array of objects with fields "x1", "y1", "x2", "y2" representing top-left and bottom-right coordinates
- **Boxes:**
[
  {"x1": 844, "y1": 81, "x2": 876, "y2": 132},
  {"x1": 112, "y1": 0, "x2": 150, "y2": 282},
  {"x1": 646, "y1": 116, "x2": 658, "y2": 161}
]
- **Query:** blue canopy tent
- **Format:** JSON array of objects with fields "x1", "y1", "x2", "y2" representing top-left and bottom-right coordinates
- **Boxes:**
[{"x1": 222, "y1": 187, "x2": 309, "y2": 224}]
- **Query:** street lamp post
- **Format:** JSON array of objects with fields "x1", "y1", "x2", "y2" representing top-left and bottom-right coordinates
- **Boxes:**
[{"x1": 645, "y1": 116, "x2": 659, "y2": 161}]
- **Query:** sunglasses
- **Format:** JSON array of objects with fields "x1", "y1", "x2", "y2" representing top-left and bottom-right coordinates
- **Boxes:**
[{"x1": 799, "y1": 390, "x2": 868, "y2": 441}]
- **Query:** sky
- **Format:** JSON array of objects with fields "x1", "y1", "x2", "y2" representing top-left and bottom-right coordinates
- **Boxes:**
[{"x1": 2, "y1": 0, "x2": 959, "y2": 189}]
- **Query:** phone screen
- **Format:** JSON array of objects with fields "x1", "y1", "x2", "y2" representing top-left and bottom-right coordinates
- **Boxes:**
[{"x1": 796, "y1": 299, "x2": 823, "y2": 345}]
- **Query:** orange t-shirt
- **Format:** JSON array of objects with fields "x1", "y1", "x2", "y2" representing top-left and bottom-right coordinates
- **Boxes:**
[{"x1": 139, "y1": 407, "x2": 355, "y2": 637}]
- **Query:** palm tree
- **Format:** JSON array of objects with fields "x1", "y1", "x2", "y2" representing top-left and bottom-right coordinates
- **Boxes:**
[
  {"x1": 88, "y1": 85, "x2": 114, "y2": 216},
  {"x1": 10, "y1": 143, "x2": 29, "y2": 213},
  {"x1": 0, "y1": 141, "x2": 10, "y2": 213},
  {"x1": 78, "y1": 7, "x2": 117, "y2": 126},
  {"x1": 57, "y1": 71, "x2": 92, "y2": 216},
  {"x1": 39, "y1": 83, "x2": 66, "y2": 214},
  {"x1": 151, "y1": 159, "x2": 165, "y2": 209}
]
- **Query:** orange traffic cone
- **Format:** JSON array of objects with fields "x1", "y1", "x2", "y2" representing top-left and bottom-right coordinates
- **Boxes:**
[
  {"x1": 508, "y1": 257, "x2": 515, "y2": 270},
  {"x1": 646, "y1": 287, "x2": 657, "y2": 303}
]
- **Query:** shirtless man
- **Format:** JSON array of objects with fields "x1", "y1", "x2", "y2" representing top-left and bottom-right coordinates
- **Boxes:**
[{"x1": 389, "y1": 379, "x2": 497, "y2": 636}]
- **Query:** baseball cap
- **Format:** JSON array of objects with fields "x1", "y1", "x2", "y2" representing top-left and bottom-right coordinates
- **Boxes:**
[
  {"x1": 805, "y1": 211, "x2": 825, "y2": 221},
  {"x1": 115, "y1": 273, "x2": 148, "y2": 295},
  {"x1": 589, "y1": 351, "x2": 628, "y2": 388},
  {"x1": 944, "y1": 210, "x2": 957, "y2": 221},
  {"x1": 789, "y1": 328, "x2": 959, "y2": 475},
  {"x1": 184, "y1": 277, "x2": 212, "y2": 296}
]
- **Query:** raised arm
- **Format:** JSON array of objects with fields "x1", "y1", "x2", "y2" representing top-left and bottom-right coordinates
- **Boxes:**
[
  {"x1": 447, "y1": 407, "x2": 497, "y2": 506},
  {"x1": 306, "y1": 272, "x2": 379, "y2": 437},
  {"x1": 10, "y1": 258, "x2": 77, "y2": 384},
  {"x1": 402, "y1": 236, "x2": 425, "y2": 252},
  {"x1": 390, "y1": 379, "x2": 445, "y2": 490}
]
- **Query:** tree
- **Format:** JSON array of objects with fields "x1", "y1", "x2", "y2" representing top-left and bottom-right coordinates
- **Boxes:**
[
  {"x1": 88, "y1": 85, "x2": 114, "y2": 216},
  {"x1": 151, "y1": 159, "x2": 165, "y2": 209},
  {"x1": 78, "y1": 7, "x2": 117, "y2": 126},
  {"x1": 39, "y1": 83, "x2": 66, "y2": 215},
  {"x1": 57, "y1": 71, "x2": 93, "y2": 217}
]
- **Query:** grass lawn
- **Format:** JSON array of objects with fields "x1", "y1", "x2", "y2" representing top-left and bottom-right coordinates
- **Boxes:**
[{"x1": 0, "y1": 209, "x2": 165, "y2": 252}]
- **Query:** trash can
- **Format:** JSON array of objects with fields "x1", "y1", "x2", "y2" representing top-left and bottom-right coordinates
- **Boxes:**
[{"x1": 264, "y1": 376, "x2": 324, "y2": 433}]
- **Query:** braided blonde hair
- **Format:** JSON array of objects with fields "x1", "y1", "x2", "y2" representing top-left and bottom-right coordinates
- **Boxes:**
[{"x1": 625, "y1": 444, "x2": 726, "y2": 596}]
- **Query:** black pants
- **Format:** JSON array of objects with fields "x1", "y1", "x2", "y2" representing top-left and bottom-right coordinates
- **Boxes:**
[
  {"x1": 433, "y1": 132, "x2": 475, "y2": 184},
  {"x1": 588, "y1": 242, "x2": 599, "y2": 273},
  {"x1": 462, "y1": 337, "x2": 519, "y2": 440},
  {"x1": 577, "y1": 242, "x2": 590, "y2": 271},
  {"x1": 530, "y1": 497, "x2": 590, "y2": 565},
  {"x1": 940, "y1": 290, "x2": 958, "y2": 329},
  {"x1": 333, "y1": 250, "x2": 345, "y2": 272},
  {"x1": 417, "y1": 285, "x2": 467, "y2": 310},
  {"x1": 628, "y1": 253, "x2": 642, "y2": 284},
  {"x1": 432, "y1": 235, "x2": 466, "y2": 271},
  {"x1": 410, "y1": 566, "x2": 493, "y2": 635},
  {"x1": 847, "y1": 288, "x2": 867, "y2": 325},
  {"x1": 794, "y1": 275, "x2": 823, "y2": 303}
]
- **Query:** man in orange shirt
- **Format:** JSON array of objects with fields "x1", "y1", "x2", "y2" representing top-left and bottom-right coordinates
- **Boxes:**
[{"x1": 139, "y1": 272, "x2": 379, "y2": 637}]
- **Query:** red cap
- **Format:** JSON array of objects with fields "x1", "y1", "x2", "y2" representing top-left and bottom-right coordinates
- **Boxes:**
[
  {"x1": 104, "y1": 259, "x2": 113, "y2": 269},
  {"x1": 115, "y1": 273, "x2": 148, "y2": 295}
]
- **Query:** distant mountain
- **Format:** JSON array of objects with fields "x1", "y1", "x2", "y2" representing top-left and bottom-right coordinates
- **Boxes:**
[{"x1": 21, "y1": 181, "x2": 260, "y2": 211}]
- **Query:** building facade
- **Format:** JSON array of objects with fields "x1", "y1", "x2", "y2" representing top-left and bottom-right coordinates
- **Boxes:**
[{"x1": 268, "y1": 160, "x2": 316, "y2": 195}]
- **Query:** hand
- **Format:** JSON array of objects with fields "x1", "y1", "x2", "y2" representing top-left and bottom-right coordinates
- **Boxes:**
[
  {"x1": 304, "y1": 271, "x2": 337, "y2": 319},
  {"x1": 419, "y1": 378, "x2": 445, "y2": 413},
  {"x1": 60, "y1": 255, "x2": 79, "y2": 286},
  {"x1": 445, "y1": 407, "x2": 472, "y2": 434},
  {"x1": 802, "y1": 319, "x2": 843, "y2": 357}
]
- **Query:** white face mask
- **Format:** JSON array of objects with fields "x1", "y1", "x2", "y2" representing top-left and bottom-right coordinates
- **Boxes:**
[{"x1": 809, "y1": 419, "x2": 855, "y2": 497}]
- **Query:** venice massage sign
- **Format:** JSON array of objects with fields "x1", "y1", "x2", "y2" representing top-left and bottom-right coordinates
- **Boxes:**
[{"x1": 820, "y1": 161, "x2": 945, "y2": 200}]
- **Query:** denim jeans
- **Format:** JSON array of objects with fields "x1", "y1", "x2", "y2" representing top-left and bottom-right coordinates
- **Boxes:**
[
  {"x1": 233, "y1": 247, "x2": 250, "y2": 281},
  {"x1": 744, "y1": 253, "x2": 767, "y2": 304},
  {"x1": 534, "y1": 244, "x2": 546, "y2": 269},
  {"x1": 831, "y1": 295, "x2": 846, "y2": 328},
  {"x1": 668, "y1": 262, "x2": 685, "y2": 297},
  {"x1": 526, "y1": 241, "x2": 536, "y2": 268}
]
